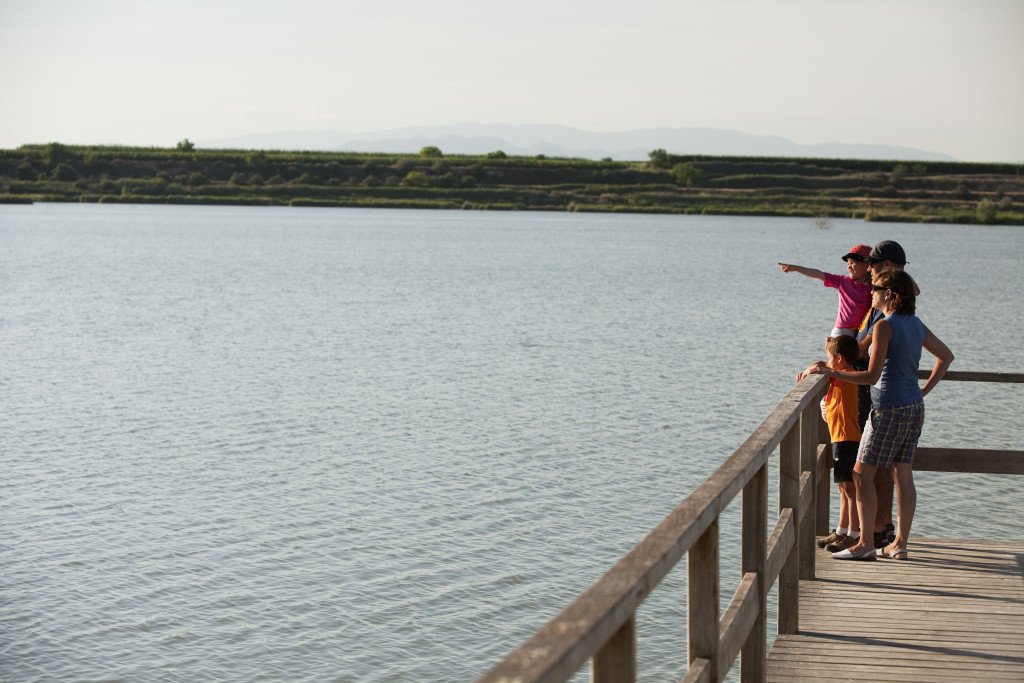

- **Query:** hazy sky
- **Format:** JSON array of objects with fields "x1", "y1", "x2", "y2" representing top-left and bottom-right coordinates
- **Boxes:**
[{"x1": 2, "y1": 0, "x2": 1022, "y2": 161}]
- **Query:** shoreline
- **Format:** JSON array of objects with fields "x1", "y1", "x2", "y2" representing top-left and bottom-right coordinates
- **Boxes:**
[{"x1": 3, "y1": 144, "x2": 1022, "y2": 225}]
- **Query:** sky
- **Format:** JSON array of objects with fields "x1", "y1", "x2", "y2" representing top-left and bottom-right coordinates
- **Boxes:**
[{"x1": 1, "y1": 0, "x2": 1022, "y2": 161}]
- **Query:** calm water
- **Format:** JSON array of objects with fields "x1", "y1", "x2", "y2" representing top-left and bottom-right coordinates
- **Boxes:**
[{"x1": 3, "y1": 204, "x2": 1023, "y2": 682}]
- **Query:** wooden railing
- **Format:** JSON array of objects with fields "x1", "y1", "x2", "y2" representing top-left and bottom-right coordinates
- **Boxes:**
[{"x1": 477, "y1": 370, "x2": 1024, "y2": 683}]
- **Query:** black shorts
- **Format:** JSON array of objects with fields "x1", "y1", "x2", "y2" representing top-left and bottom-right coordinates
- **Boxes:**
[
  {"x1": 857, "y1": 385, "x2": 871, "y2": 432},
  {"x1": 832, "y1": 441, "x2": 858, "y2": 483}
]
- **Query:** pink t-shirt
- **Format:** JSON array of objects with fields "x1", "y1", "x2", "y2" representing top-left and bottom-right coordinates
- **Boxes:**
[{"x1": 823, "y1": 273, "x2": 872, "y2": 330}]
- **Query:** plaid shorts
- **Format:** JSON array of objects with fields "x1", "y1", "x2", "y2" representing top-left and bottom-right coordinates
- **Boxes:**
[{"x1": 858, "y1": 400, "x2": 925, "y2": 468}]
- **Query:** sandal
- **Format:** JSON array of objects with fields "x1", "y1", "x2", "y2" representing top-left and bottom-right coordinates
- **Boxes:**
[
  {"x1": 881, "y1": 543, "x2": 909, "y2": 560},
  {"x1": 832, "y1": 547, "x2": 877, "y2": 561},
  {"x1": 873, "y1": 523, "x2": 896, "y2": 548}
]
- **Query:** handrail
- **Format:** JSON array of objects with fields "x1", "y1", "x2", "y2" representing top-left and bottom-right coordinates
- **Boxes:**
[
  {"x1": 916, "y1": 370, "x2": 1024, "y2": 383},
  {"x1": 476, "y1": 373, "x2": 829, "y2": 682},
  {"x1": 477, "y1": 372, "x2": 1022, "y2": 683}
]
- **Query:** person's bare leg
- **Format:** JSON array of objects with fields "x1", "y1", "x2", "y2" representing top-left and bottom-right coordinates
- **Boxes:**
[
  {"x1": 843, "y1": 463, "x2": 877, "y2": 556},
  {"x1": 838, "y1": 484, "x2": 850, "y2": 531},
  {"x1": 890, "y1": 462, "x2": 916, "y2": 550},
  {"x1": 874, "y1": 466, "x2": 894, "y2": 533},
  {"x1": 841, "y1": 481, "x2": 859, "y2": 535}
]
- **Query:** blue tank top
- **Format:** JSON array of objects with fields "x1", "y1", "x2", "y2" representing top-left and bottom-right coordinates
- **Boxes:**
[{"x1": 870, "y1": 313, "x2": 925, "y2": 408}]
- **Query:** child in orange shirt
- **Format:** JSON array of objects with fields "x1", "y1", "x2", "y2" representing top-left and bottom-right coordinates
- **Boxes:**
[{"x1": 798, "y1": 335, "x2": 862, "y2": 552}]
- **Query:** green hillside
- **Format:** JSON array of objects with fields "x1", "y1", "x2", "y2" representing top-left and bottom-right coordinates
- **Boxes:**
[{"x1": 2, "y1": 142, "x2": 1021, "y2": 224}]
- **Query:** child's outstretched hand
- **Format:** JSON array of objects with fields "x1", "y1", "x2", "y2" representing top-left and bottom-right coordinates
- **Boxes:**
[{"x1": 777, "y1": 263, "x2": 824, "y2": 280}]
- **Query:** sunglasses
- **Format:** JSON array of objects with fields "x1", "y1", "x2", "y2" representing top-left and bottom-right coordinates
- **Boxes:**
[{"x1": 872, "y1": 284, "x2": 889, "y2": 291}]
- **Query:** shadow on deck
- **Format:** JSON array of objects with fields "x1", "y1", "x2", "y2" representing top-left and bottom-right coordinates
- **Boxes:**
[{"x1": 767, "y1": 538, "x2": 1024, "y2": 682}]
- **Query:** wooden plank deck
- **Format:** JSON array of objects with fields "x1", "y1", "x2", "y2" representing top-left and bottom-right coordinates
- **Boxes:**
[{"x1": 766, "y1": 538, "x2": 1024, "y2": 682}]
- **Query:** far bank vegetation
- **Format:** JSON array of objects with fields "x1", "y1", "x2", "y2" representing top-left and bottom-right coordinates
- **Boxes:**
[{"x1": 1, "y1": 142, "x2": 1021, "y2": 225}]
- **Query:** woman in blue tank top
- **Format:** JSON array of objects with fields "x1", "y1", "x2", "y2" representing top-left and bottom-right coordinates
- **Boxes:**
[{"x1": 810, "y1": 269, "x2": 954, "y2": 560}]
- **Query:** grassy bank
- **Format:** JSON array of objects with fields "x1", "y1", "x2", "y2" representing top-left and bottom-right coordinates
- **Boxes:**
[{"x1": 1, "y1": 143, "x2": 1022, "y2": 224}]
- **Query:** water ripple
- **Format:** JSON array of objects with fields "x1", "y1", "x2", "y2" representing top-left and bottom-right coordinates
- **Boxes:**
[{"x1": 3, "y1": 206, "x2": 1023, "y2": 682}]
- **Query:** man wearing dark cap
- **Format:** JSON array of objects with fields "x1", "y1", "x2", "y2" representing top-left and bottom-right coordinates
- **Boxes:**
[
  {"x1": 854, "y1": 240, "x2": 915, "y2": 548},
  {"x1": 869, "y1": 240, "x2": 907, "y2": 271}
]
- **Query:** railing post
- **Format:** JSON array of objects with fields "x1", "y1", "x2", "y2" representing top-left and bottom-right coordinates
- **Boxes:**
[
  {"x1": 778, "y1": 422, "x2": 800, "y2": 635},
  {"x1": 816, "y1": 417, "x2": 831, "y2": 536},
  {"x1": 688, "y1": 519, "x2": 719, "y2": 683},
  {"x1": 799, "y1": 404, "x2": 818, "y2": 581},
  {"x1": 591, "y1": 616, "x2": 635, "y2": 683},
  {"x1": 740, "y1": 463, "x2": 767, "y2": 683}
]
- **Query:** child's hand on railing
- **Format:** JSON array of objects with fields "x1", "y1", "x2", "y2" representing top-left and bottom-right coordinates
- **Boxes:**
[
  {"x1": 806, "y1": 361, "x2": 830, "y2": 377},
  {"x1": 797, "y1": 361, "x2": 830, "y2": 382},
  {"x1": 797, "y1": 361, "x2": 827, "y2": 383}
]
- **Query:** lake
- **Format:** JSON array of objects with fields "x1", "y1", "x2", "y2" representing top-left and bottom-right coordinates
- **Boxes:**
[{"x1": 3, "y1": 204, "x2": 1022, "y2": 681}]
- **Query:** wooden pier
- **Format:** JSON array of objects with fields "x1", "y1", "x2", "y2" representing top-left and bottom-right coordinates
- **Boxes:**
[
  {"x1": 477, "y1": 371, "x2": 1024, "y2": 683},
  {"x1": 769, "y1": 539, "x2": 1024, "y2": 682}
]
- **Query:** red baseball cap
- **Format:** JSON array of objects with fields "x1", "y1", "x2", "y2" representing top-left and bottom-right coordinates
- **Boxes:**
[{"x1": 842, "y1": 244, "x2": 872, "y2": 262}]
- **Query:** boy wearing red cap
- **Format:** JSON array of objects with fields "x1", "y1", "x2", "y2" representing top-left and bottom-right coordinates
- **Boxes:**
[{"x1": 778, "y1": 244, "x2": 873, "y2": 337}]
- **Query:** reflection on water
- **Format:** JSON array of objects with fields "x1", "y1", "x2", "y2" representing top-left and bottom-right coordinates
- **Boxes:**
[{"x1": 3, "y1": 204, "x2": 1022, "y2": 682}]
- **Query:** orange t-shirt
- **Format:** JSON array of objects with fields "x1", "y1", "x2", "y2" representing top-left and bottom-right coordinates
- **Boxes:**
[{"x1": 822, "y1": 366, "x2": 861, "y2": 443}]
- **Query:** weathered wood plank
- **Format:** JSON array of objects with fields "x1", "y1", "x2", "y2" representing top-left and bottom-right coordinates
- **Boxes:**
[
  {"x1": 591, "y1": 616, "x2": 635, "y2": 683},
  {"x1": 778, "y1": 419, "x2": 801, "y2": 637},
  {"x1": 798, "y1": 405, "x2": 818, "y2": 582},
  {"x1": 769, "y1": 661, "x2": 1024, "y2": 682},
  {"x1": 769, "y1": 640, "x2": 1024, "y2": 656},
  {"x1": 797, "y1": 472, "x2": 813, "y2": 522},
  {"x1": 688, "y1": 521, "x2": 718, "y2": 681},
  {"x1": 766, "y1": 537, "x2": 1024, "y2": 682},
  {"x1": 797, "y1": 605, "x2": 1024, "y2": 619},
  {"x1": 717, "y1": 573, "x2": 759, "y2": 677},
  {"x1": 917, "y1": 369, "x2": 1024, "y2": 383},
  {"x1": 797, "y1": 471, "x2": 814, "y2": 582},
  {"x1": 680, "y1": 658, "x2": 710, "y2": 683},
  {"x1": 814, "y1": 442, "x2": 830, "y2": 536},
  {"x1": 769, "y1": 657, "x2": 1024, "y2": 678},
  {"x1": 764, "y1": 509, "x2": 794, "y2": 590},
  {"x1": 740, "y1": 465, "x2": 767, "y2": 683},
  {"x1": 914, "y1": 447, "x2": 1024, "y2": 474}
]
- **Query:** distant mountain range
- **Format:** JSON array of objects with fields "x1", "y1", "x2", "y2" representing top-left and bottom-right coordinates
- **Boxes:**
[{"x1": 199, "y1": 124, "x2": 956, "y2": 162}]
